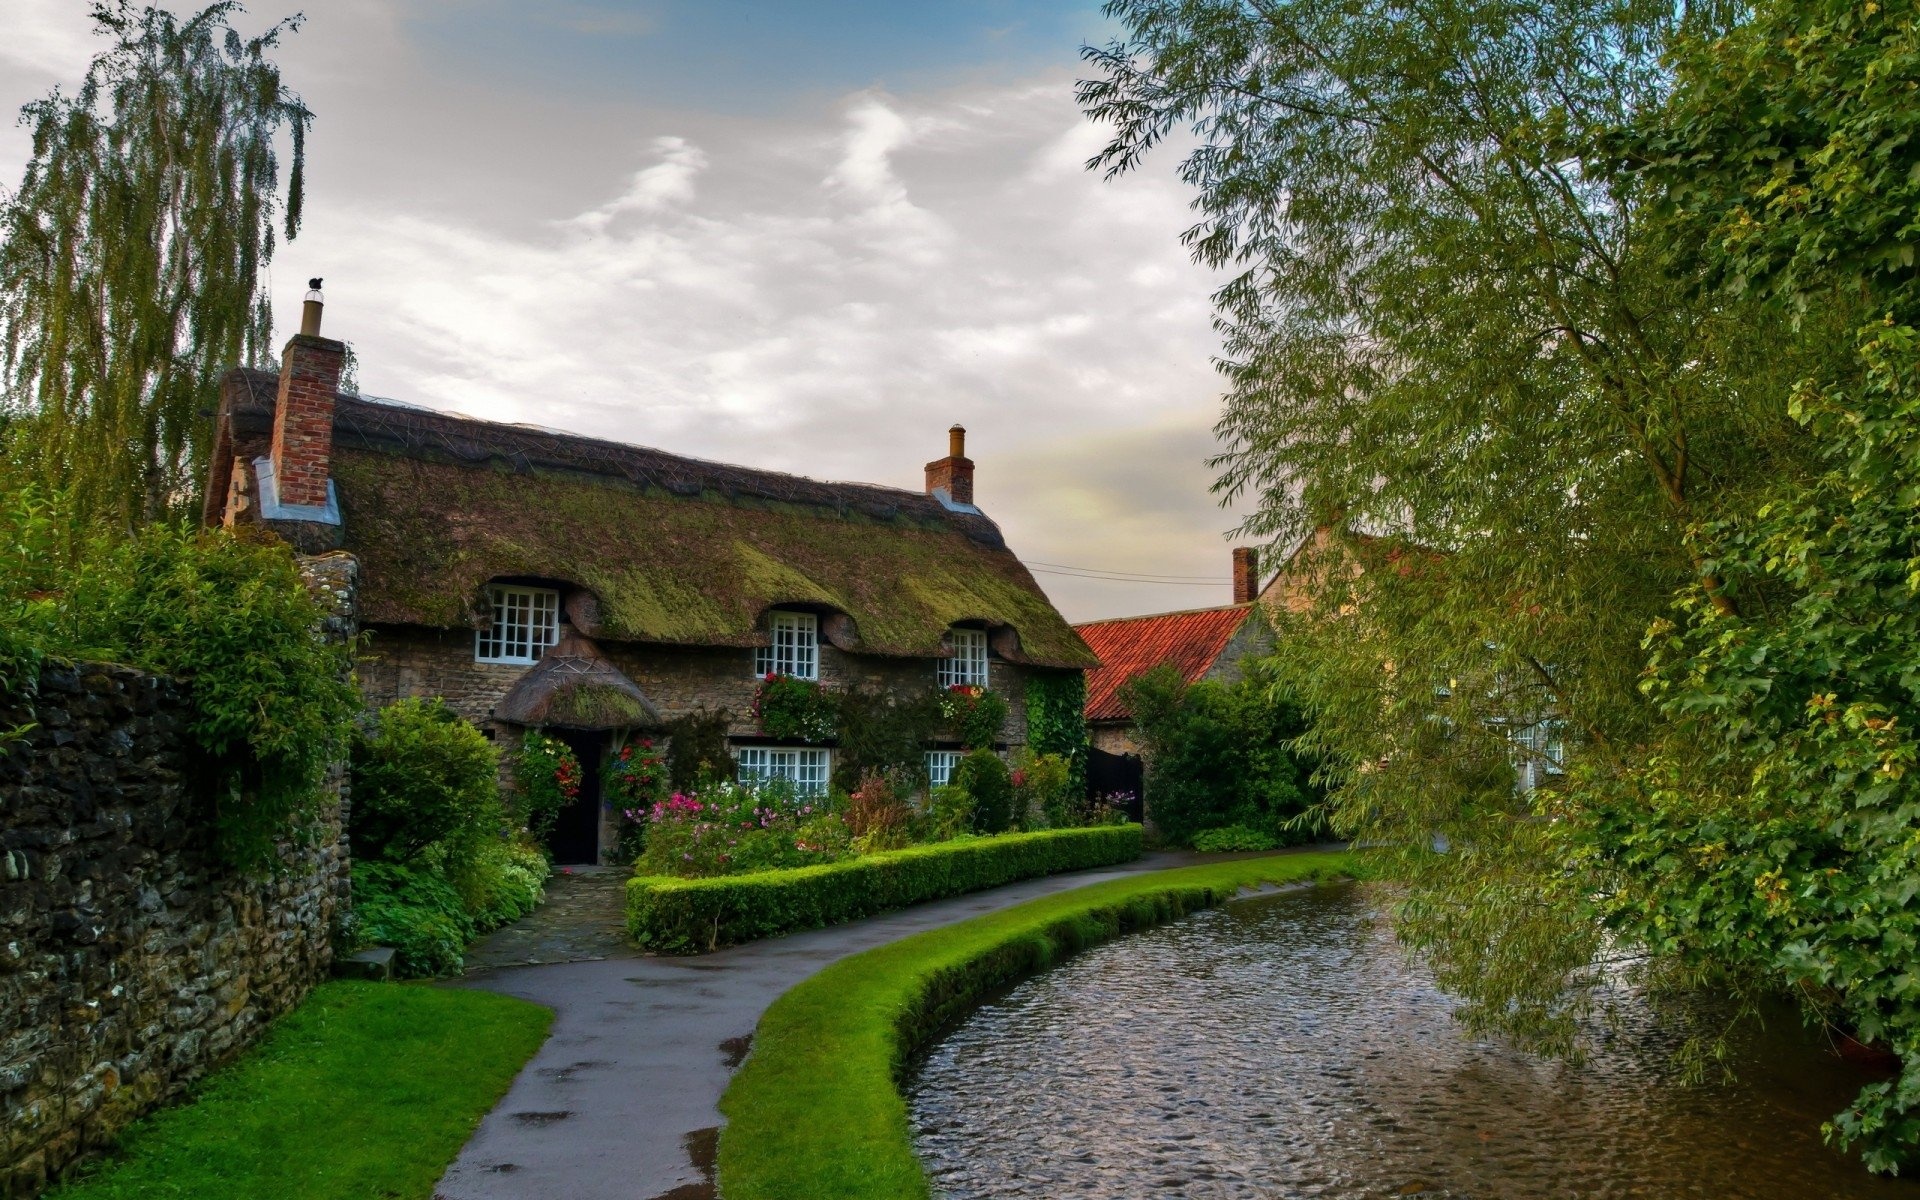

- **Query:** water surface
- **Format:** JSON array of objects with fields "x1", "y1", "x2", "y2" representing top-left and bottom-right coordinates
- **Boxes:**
[{"x1": 908, "y1": 883, "x2": 1918, "y2": 1199}]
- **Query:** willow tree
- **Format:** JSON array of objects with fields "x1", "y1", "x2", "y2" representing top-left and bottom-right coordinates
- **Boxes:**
[
  {"x1": 0, "y1": 1, "x2": 310, "y2": 529},
  {"x1": 1078, "y1": 0, "x2": 1884, "y2": 1150}
]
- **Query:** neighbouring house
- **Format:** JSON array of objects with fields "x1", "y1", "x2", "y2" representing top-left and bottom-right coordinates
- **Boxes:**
[
  {"x1": 1071, "y1": 548, "x2": 1275, "y2": 808},
  {"x1": 204, "y1": 290, "x2": 1097, "y2": 863}
]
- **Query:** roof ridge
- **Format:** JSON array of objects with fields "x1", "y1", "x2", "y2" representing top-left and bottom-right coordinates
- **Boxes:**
[{"x1": 1073, "y1": 602, "x2": 1253, "y2": 628}]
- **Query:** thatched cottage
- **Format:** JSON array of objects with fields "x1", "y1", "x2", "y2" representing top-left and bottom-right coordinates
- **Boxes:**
[{"x1": 205, "y1": 291, "x2": 1097, "y2": 862}]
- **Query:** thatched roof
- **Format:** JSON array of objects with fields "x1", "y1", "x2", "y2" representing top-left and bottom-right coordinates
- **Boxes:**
[
  {"x1": 211, "y1": 368, "x2": 1097, "y2": 669},
  {"x1": 494, "y1": 631, "x2": 663, "y2": 729}
]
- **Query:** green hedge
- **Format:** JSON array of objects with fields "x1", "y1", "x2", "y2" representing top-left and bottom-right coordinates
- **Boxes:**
[
  {"x1": 626, "y1": 825, "x2": 1143, "y2": 953},
  {"x1": 716, "y1": 852, "x2": 1359, "y2": 1200}
]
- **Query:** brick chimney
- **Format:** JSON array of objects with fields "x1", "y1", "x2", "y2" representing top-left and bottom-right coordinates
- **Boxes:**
[
  {"x1": 267, "y1": 279, "x2": 344, "y2": 512},
  {"x1": 924, "y1": 424, "x2": 974, "y2": 507},
  {"x1": 1232, "y1": 546, "x2": 1259, "y2": 604}
]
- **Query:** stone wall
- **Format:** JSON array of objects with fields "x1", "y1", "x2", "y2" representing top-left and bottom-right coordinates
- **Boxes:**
[{"x1": 0, "y1": 553, "x2": 356, "y2": 1196}]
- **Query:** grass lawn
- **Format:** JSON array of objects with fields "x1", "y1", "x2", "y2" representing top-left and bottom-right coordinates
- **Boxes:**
[
  {"x1": 716, "y1": 850, "x2": 1360, "y2": 1200},
  {"x1": 49, "y1": 981, "x2": 551, "y2": 1200}
]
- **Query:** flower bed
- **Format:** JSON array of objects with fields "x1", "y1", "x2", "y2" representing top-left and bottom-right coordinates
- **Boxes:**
[{"x1": 626, "y1": 825, "x2": 1144, "y2": 953}]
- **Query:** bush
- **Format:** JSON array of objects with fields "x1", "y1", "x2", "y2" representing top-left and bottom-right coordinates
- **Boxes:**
[
  {"x1": 459, "y1": 839, "x2": 549, "y2": 929},
  {"x1": 1191, "y1": 824, "x2": 1282, "y2": 853},
  {"x1": 351, "y1": 861, "x2": 473, "y2": 978},
  {"x1": 608, "y1": 737, "x2": 669, "y2": 861},
  {"x1": 939, "y1": 685, "x2": 1010, "y2": 750},
  {"x1": 635, "y1": 779, "x2": 850, "y2": 878},
  {"x1": 845, "y1": 770, "x2": 913, "y2": 851},
  {"x1": 920, "y1": 785, "x2": 974, "y2": 842},
  {"x1": 509, "y1": 731, "x2": 579, "y2": 839},
  {"x1": 349, "y1": 698, "x2": 501, "y2": 862},
  {"x1": 1124, "y1": 662, "x2": 1321, "y2": 846},
  {"x1": 754, "y1": 673, "x2": 836, "y2": 742},
  {"x1": 1009, "y1": 749, "x2": 1072, "y2": 830},
  {"x1": 627, "y1": 825, "x2": 1145, "y2": 953},
  {"x1": 953, "y1": 749, "x2": 1013, "y2": 834}
]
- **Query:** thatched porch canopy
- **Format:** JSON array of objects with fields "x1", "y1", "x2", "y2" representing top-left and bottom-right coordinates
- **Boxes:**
[{"x1": 493, "y1": 631, "x2": 663, "y2": 730}]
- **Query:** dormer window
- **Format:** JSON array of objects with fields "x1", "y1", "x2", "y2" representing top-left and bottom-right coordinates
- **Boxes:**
[
  {"x1": 476, "y1": 584, "x2": 560, "y2": 664},
  {"x1": 938, "y1": 627, "x2": 990, "y2": 689},
  {"x1": 754, "y1": 611, "x2": 819, "y2": 680}
]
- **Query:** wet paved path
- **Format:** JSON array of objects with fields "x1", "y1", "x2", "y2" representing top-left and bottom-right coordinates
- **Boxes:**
[{"x1": 434, "y1": 850, "x2": 1301, "y2": 1200}]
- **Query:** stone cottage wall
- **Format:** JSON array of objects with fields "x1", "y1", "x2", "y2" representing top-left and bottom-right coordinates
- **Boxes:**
[{"x1": 0, "y1": 662, "x2": 347, "y2": 1196}]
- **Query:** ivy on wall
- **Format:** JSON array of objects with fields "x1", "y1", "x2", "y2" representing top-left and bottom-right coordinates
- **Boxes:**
[{"x1": 1025, "y1": 670, "x2": 1089, "y2": 798}]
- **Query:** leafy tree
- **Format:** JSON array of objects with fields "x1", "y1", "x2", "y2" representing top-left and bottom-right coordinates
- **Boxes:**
[
  {"x1": 1082, "y1": 0, "x2": 1920, "y2": 1169},
  {"x1": 0, "y1": 1, "x2": 310, "y2": 530}
]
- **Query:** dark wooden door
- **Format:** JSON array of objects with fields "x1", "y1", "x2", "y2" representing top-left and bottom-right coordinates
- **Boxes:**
[{"x1": 548, "y1": 730, "x2": 606, "y2": 864}]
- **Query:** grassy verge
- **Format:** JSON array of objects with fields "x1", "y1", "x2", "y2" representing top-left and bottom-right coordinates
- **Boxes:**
[
  {"x1": 716, "y1": 850, "x2": 1359, "y2": 1200},
  {"x1": 628, "y1": 825, "x2": 1143, "y2": 952},
  {"x1": 49, "y1": 981, "x2": 551, "y2": 1200}
]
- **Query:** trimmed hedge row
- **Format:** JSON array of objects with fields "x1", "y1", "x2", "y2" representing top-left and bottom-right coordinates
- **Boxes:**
[
  {"x1": 716, "y1": 852, "x2": 1360, "y2": 1200},
  {"x1": 625, "y1": 825, "x2": 1144, "y2": 953}
]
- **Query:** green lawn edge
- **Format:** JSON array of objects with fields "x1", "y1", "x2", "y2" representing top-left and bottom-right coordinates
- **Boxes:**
[
  {"x1": 47, "y1": 981, "x2": 552, "y2": 1200},
  {"x1": 626, "y1": 825, "x2": 1145, "y2": 952},
  {"x1": 715, "y1": 850, "x2": 1360, "y2": 1200}
]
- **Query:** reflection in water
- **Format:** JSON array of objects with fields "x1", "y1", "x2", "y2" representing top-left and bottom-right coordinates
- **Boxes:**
[{"x1": 908, "y1": 883, "x2": 1920, "y2": 1199}]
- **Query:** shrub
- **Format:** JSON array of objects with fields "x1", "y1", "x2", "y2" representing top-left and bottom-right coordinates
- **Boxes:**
[
  {"x1": 938, "y1": 685, "x2": 1009, "y2": 750},
  {"x1": 665, "y1": 706, "x2": 734, "y2": 792},
  {"x1": 349, "y1": 698, "x2": 501, "y2": 862},
  {"x1": 754, "y1": 673, "x2": 837, "y2": 742},
  {"x1": 635, "y1": 779, "x2": 850, "y2": 878},
  {"x1": 510, "y1": 731, "x2": 579, "y2": 839},
  {"x1": 1024, "y1": 670, "x2": 1089, "y2": 798},
  {"x1": 845, "y1": 770, "x2": 913, "y2": 851},
  {"x1": 920, "y1": 785, "x2": 974, "y2": 842},
  {"x1": 458, "y1": 839, "x2": 550, "y2": 929},
  {"x1": 1191, "y1": 824, "x2": 1282, "y2": 853},
  {"x1": 351, "y1": 860, "x2": 473, "y2": 978},
  {"x1": 627, "y1": 825, "x2": 1146, "y2": 953},
  {"x1": 1009, "y1": 748, "x2": 1072, "y2": 830},
  {"x1": 1124, "y1": 662, "x2": 1321, "y2": 846},
  {"x1": 953, "y1": 749, "x2": 1013, "y2": 834},
  {"x1": 52, "y1": 524, "x2": 358, "y2": 870},
  {"x1": 608, "y1": 737, "x2": 669, "y2": 861}
]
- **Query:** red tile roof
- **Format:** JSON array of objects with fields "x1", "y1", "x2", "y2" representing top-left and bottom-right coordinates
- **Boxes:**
[{"x1": 1074, "y1": 605, "x2": 1255, "y2": 722}]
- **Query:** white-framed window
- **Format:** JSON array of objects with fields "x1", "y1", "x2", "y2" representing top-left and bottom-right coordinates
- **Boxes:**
[
  {"x1": 736, "y1": 746, "x2": 831, "y2": 797},
  {"x1": 1511, "y1": 719, "x2": 1566, "y2": 793},
  {"x1": 938, "y1": 628, "x2": 990, "y2": 689},
  {"x1": 754, "y1": 611, "x2": 819, "y2": 680},
  {"x1": 925, "y1": 750, "x2": 962, "y2": 788},
  {"x1": 474, "y1": 584, "x2": 560, "y2": 664}
]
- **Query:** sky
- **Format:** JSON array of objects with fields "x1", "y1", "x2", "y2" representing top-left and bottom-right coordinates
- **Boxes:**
[{"x1": 0, "y1": 0, "x2": 1255, "y2": 622}]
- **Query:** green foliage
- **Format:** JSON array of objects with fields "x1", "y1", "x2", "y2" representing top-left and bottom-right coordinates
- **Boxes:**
[
  {"x1": 664, "y1": 705, "x2": 734, "y2": 792},
  {"x1": 713, "y1": 851, "x2": 1358, "y2": 1200},
  {"x1": 626, "y1": 826, "x2": 1145, "y2": 953},
  {"x1": 845, "y1": 769, "x2": 913, "y2": 852},
  {"x1": 753, "y1": 673, "x2": 837, "y2": 742},
  {"x1": 349, "y1": 860, "x2": 471, "y2": 978},
  {"x1": 634, "y1": 780, "x2": 851, "y2": 878},
  {"x1": 44, "y1": 981, "x2": 549, "y2": 1200},
  {"x1": 1191, "y1": 825, "x2": 1281, "y2": 853},
  {"x1": 608, "y1": 736, "x2": 668, "y2": 861},
  {"x1": 1123, "y1": 663, "x2": 1317, "y2": 847},
  {"x1": 952, "y1": 748, "x2": 1013, "y2": 835},
  {"x1": 1081, "y1": 0, "x2": 1920, "y2": 1170},
  {"x1": 938, "y1": 684, "x2": 1009, "y2": 750},
  {"x1": 1023, "y1": 670, "x2": 1089, "y2": 798},
  {"x1": 349, "y1": 697, "x2": 500, "y2": 862},
  {"x1": 509, "y1": 730, "x2": 579, "y2": 840},
  {"x1": 1009, "y1": 748, "x2": 1072, "y2": 830},
  {"x1": 61, "y1": 524, "x2": 355, "y2": 870},
  {"x1": 0, "y1": 2, "x2": 311, "y2": 527},
  {"x1": 919, "y1": 785, "x2": 974, "y2": 843},
  {"x1": 832, "y1": 687, "x2": 941, "y2": 791}
]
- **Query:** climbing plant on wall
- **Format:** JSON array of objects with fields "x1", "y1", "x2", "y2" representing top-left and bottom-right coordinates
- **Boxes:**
[{"x1": 1025, "y1": 670, "x2": 1089, "y2": 798}]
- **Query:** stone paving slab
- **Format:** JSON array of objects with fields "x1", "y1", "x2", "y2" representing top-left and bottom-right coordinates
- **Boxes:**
[
  {"x1": 462, "y1": 867, "x2": 635, "y2": 973},
  {"x1": 434, "y1": 848, "x2": 1330, "y2": 1200}
]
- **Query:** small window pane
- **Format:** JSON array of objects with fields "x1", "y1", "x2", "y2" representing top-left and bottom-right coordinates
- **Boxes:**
[
  {"x1": 736, "y1": 745, "x2": 830, "y2": 797},
  {"x1": 475, "y1": 585, "x2": 559, "y2": 664},
  {"x1": 925, "y1": 750, "x2": 961, "y2": 788},
  {"x1": 755, "y1": 611, "x2": 819, "y2": 680},
  {"x1": 938, "y1": 628, "x2": 989, "y2": 689}
]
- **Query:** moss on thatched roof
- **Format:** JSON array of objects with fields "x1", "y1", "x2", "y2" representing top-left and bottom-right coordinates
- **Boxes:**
[
  {"x1": 212, "y1": 373, "x2": 1094, "y2": 669},
  {"x1": 495, "y1": 632, "x2": 663, "y2": 729}
]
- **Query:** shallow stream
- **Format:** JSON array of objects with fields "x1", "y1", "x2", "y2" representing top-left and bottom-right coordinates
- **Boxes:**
[{"x1": 907, "y1": 883, "x2": 1920, "y2": 1199}]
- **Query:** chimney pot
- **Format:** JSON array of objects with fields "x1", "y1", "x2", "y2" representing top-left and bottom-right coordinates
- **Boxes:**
[
  {"x1": 925, "y1": 424, "x2": 975, "y2": 507},
  {"x1": 1232, "y1": 547, "x2": 1259, "y2": 605},
  {"x1": 300, "y1": 278, "x2": 324, "y2": 336}
]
